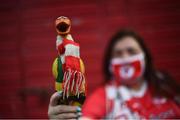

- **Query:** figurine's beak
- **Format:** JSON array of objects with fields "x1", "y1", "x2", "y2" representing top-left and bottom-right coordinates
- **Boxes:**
[{"x1": 56, "y1": 22, "x2": 70, "y2": 33}]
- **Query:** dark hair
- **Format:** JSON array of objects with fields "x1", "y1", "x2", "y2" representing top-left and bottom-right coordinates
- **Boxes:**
[{"x1": 103, "y1": 29, "x2": 180, "y2": 99}]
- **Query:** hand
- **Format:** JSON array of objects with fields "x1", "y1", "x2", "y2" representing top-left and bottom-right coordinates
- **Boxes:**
[{"x1": 48, "y1": 92, "x2": 81, "y2": 119}]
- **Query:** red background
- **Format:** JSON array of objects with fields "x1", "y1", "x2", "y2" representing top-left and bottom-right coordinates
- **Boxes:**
[{"x1": 0, "y1": 0, "x2": 180, "y2": 118}]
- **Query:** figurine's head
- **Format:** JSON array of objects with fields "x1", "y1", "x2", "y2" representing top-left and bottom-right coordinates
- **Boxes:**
[{"x1": 55, "y1": 16, "x2": 71, "y2": 35}]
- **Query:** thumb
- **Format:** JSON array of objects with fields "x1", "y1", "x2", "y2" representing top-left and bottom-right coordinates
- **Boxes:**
[{"x1": 49, "y1": 91, "x2": 62, "y2": 106}]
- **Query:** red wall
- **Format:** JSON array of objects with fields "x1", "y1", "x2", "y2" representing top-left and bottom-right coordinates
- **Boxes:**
[{"x1": 0, "y1": 0, "x2": 180, "y2": 118}]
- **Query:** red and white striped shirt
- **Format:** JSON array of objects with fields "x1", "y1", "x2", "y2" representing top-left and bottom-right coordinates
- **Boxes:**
[{"x1": 82, "y1": 81, "x2": 180, "y2": 119}]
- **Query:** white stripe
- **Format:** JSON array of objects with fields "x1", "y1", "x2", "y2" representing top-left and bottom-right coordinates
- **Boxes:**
[
  {"x1": 65, "y1": 44, "x2": 80, "y2": 58},
  {"x1": 60, "y1": 54, "x2": 65, "y2": 64},
  {"x1": 66, "y1": 34, "x2": 74, "y2": 41},
  {"x1": 106, "y1": 85, "x2": 117, "y2": 100},
  {"x1": 56, "y1": 35, "x2": 63, "y2": 49}
]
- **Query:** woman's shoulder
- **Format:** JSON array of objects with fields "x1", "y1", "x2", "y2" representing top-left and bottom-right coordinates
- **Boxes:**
[
  {"x1": 86, "y1": 81, "x2": 114, "y2": 98},
  {"x1": 81, "y1": 85, "x2": 107, "y2": 119},
  {"x1": 84, "y1": 85, "x2": 106, "y2": 104}
]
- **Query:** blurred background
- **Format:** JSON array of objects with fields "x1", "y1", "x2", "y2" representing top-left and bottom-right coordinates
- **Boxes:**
[{"x1": 0, "y1": 0, "x2": 180, "y2": 118}]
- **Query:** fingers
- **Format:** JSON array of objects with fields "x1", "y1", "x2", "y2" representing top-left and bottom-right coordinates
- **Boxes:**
[
  {"x1": 51, "y1": 113, "x2": 77, "y2": 119},
  {"x1": 51, "y1": 105, "x2": 78, "y2": 115},
  {"x1": 48, "y1": 105, "x2": 82, "y2": 119},
  {"x1": 48, "y1": 92, "x2": 82, "y2": 119},
  {"x1": 49, "y1": 92, "x2": 62, "y2": 106}
]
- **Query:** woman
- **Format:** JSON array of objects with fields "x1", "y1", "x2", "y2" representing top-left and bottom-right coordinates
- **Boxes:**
[{"x1": 48, "y1": 29, "x2": 180, "y2": 119}]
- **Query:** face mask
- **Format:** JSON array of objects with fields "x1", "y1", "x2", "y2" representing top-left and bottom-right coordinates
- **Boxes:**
[{"x1": 110, "y1": 53, "x2": 145, "y2": 84}]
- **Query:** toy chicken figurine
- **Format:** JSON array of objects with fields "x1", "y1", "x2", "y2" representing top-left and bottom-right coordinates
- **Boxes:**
[{"x1": 52, "y1": 16, "x2": 86, "y2": 105}]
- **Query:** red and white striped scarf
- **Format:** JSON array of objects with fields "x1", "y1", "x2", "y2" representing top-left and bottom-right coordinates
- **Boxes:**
[{"x1": 56, "y1": 35, "x2": 85, "y2": 99}]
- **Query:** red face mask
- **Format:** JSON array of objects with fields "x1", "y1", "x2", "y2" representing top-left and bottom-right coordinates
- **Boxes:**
[{"x1": 110, "y1": 53, "x2": 145, "y2": 84}]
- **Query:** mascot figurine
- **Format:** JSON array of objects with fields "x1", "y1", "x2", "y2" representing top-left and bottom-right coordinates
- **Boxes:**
[{"x1": 52, "y1": 16, "x2": 86, "y2": 105}]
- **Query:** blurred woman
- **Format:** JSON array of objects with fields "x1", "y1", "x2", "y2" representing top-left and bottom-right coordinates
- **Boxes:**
[{"x1": 48, "y1": 29, "x2": 180, "y2": 119}]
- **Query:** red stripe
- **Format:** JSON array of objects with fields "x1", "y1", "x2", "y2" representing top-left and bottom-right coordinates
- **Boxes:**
[
  {"x1": 65, "y1": 56, "x2": 80, "y2": 71},
  {"x1": 57, "y1": 43, "x2": 65, "y2": 54}
]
